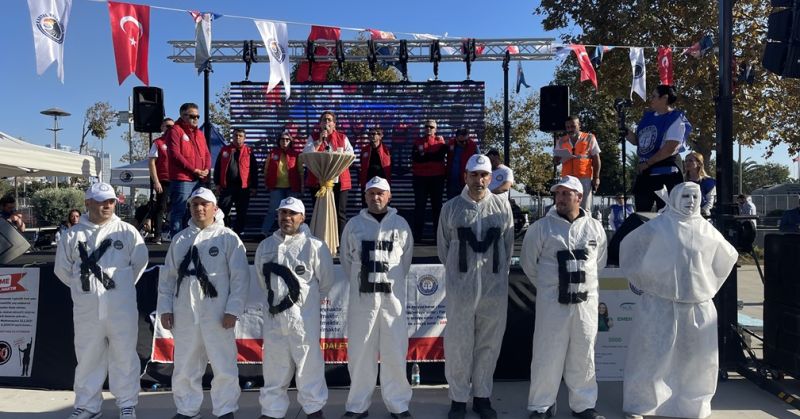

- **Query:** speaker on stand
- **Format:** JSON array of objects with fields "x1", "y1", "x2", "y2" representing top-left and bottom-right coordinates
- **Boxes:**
[
  {"x1": 132, "y1": 86, "x2": 164, "y2": 133},
  {"x1": 539, "y1": 85, "x2": 570, "y2": 182}
]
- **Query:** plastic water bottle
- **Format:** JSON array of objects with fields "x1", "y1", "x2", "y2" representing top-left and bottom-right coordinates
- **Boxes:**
[{"x1": 411, "y1": 363, "x2": 421, "y2": 386}]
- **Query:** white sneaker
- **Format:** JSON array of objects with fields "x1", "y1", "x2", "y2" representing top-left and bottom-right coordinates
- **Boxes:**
[
  {"x1": 67, "y1": 408, "x2": 102, "y2": 419},
  {"x1": 120, "y1": 406, "x2": 136, "y2": 419}
]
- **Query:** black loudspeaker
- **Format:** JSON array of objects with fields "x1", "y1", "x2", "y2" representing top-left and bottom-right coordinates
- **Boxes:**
[
  {"x1": 539, "y1": 85, "x2": 570, "y2": 132},
  {"x1": 763, "y1": 1, "x2": 800, "y2": 78},
  {"x1": 606, "y1": 212, "x2": 658, "y2": 267},
  {"x1": 764, "y1": 233, "x2": 800, "y2": 376},
  {"x1": 133, "y1": 86, "x2": 165, "y2": 133},
  {"x1": 0, "y1": 220, "x2": 31, "y2": 265}
]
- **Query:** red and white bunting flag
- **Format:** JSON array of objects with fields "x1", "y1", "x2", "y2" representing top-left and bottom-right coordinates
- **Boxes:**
[
  {"x1": 368, "y1": 29, "x2": 395, "y2": 40},
  {"x1": 657, "y1": 46, "x2": 673, "y2": 86},
  {"x1": 296, "y1": 25, "x2": 340, "y2": 82},
  {"x1": 108, "y1": 1, "x2": 149, "y2": 85},
  {"x1": 570, "y1": 44, "x2": 598, "y2": 90}
]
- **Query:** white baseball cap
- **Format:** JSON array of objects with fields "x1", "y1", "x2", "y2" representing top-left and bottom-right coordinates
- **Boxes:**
[
  {"x1": 278, "y1": 196, "x2": 305, "y2": 214},
  {"x1": 85, "y1": 182, "x2": 116, "y2": 202},
  {"x1": 188, "y1": 187, "x2": 217, "y2": 205},
  {"x1": 465, "y1": 154, "x2": 492, "y2": 173},
  {"x1": 550, "y1": 176, "x2": 584, "y2": 194},
  {"x1": 365, "y1": 176, "x2": 390, "y2": 192}
]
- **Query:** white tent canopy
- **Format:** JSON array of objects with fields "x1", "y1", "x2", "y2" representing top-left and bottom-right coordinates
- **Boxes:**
[
  {"x1": 0, "y1": 131, "x2": 100, "y2": 178},
  {"x1": 109, "y1": 159, "x2": 150, "y2": 188}
]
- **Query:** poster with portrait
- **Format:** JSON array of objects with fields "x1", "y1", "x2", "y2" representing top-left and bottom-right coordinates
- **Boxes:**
[
  {"x1": 0, "y1": 268, "x2": 40, "y2": 377},
  {"x1": 595, "y1": 268, "x2": 640, "y2": 381}
]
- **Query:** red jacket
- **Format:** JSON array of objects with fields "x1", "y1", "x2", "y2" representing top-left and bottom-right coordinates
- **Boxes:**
[
  {"x1": 359, "y1": 142, "x2": 392, "y2": 188},
  {"x1": 305, "y1": 131, "x2": 352, "y2": 190},
  {"x1": 167, "y1": 121, "x2": 211, "y2": 182},
  {"x1": 445, "y1": 138, "x2": 479, "y2": 180},
  {"x1": 265, "y1": 147, "x2": 301, "y2": 192},
  {"x1": 152, "y1": 136, "x2": 170, "y2": 182},
  {"x1": 411, "y1": 135, "x2": 447, "y2": 177},
  {"x1": 215, "y1": 144, "x2": 256, "y2": 189}
]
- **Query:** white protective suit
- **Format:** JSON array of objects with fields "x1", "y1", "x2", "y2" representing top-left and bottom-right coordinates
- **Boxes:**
[
  {"x1": 621, "y1": 182, "x2": 737, "y2": 418},
  {"x1": 156, "y1": 214, "x2": 249, "y2": 418},
  {"x1": 254, "y1": 224, "x2": 335, "y2": 418},
  {"x1": 437, "y1": 187, "x2": 514, "y2": 402},
  {"x1": 54, "y1": 214, "x2": 148, "y2": 413},
  {"x1": 340, "y1": 208, "x2": 414, "y2": 414},
  {"x1": 521, "y1": 207, "x2": 607, "y2": 414}
]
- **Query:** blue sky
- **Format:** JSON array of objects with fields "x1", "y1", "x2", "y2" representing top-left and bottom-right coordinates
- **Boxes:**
[{"x1": 4, "y1": 0, "x2": 798, "y2": 179}]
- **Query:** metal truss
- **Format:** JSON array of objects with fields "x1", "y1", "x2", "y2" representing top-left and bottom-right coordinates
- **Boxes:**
[{"x1": 168, "y1": 38, "x2": 556, "y2": 64}]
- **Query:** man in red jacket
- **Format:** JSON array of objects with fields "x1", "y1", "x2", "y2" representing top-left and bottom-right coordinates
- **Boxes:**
[
  {"x1": 445, "y1": 126, "x2": 479, "y2": 199},
  {"x1": 146, "y1": 117, "x2": 174, "y2": 244},
  {"x1": 214, "y1": 128, "x2": 259, "y2": 236},
  {"x1": 302, "y1": 111, "x2": 355, "y2": 238},
  {"x1": 261, "y1": 130, "x2": 303, "y2": 235},
  {"x1": 411, "y1": 119, "x2": 447, "y2": 242},
  {"x1": 167, "y1": 103, "x2": 211, "y2": 237},
  {"x1": 358, "y1": 127, "x2": 391, "y2": 206}
]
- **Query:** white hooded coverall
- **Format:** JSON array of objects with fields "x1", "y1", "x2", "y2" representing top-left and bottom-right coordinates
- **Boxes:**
[
  {"x1": 437, "y1": 187, "x2": 514, "y2": 402},
  {"x1": 157, "y1": 215, "x2": 249, "y2": 418},
  {"x1": 521, "y1": 207, "x2": 607, "y2": 414},
  {"x1": 340, "y1": 207, "x2": 414, "y2": 414},
  {"x1": 255, "y1": 224, "x2": 335, "y2": 418},
  {"x1": 54, "y1": 214, "x2": 148, "y2": 413},
  {"x1": 621, "y1": 182, "x2": 737, "y2": 418}
]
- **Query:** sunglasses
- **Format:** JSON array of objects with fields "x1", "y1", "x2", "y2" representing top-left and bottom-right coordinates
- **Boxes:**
[
  {"x1": 184, "y1": 114, "x2": 200, "y2": 120},
  {"x1": 425, "y1": 126, "x2": 436, "y2": 129},
  {"x1": 322, "y1": 118, "x2": 334, "y2": 122}
]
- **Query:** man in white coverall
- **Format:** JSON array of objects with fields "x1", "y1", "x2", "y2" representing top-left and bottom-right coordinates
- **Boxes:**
[
  {"x1": 55, "y1": 182, "x2": 148, "y2": 419},
  {"x1": 521, "y1": 176, "x2": 607, "y2": 419},
  {"x1": 620, "y1": 182, "x2": 737, "y2": 419},
  {"x1": 255, "y1": 197, "x2": 335, "y2": 419},
  {"x1": 437, "y1": 154, "x2": 514, "y2": 419},
  {"x1": 340, "y1": 176, "x2": 414, "y2": 419},
  {"x1": 157, "y1": 187, "x2": 249, "y2": 419}
]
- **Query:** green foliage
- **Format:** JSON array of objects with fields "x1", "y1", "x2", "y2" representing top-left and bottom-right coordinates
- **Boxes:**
[
  {"x1": 120, "y1": 131, "x2": 152, "y2": 163},
  {"x1": 209, "y1": 88, "x2": 232, "y2": 141},
  {"x1": 30, "y1": 187, "x2": 85, "y2": 226},
  {"x1": 0, "y1": 180, "x2": 11, "y2": 199},
  {"x1": 292, "y1": 33, "x2": 400, "y2": 83},
  {"x1": 79, "y1": 102, "x2": 116, "y2": 154}
]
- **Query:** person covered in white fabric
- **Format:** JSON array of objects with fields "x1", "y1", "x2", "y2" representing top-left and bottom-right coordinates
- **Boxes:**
[
  {"x1": 339, "y1": 177, "x2": 414, "y2": 419},
  {"x1": 437, "y1": 154, "x2": 515, "y2": 419},
  {"x1": 55, "y1": 182, "x2": 148, "y2": 419},
  {"x1": 620, "y1": 182, "x2": 737, "y2": 419},
  {"x1": 255, "y1": 196, "x2": 335, "y2": 419},
  {"x1": 157, "y1": 187, "x2": 249, "y2": 419},
  {"x1": 521, "y1": 175, "x2": 608, "y2": 419}
]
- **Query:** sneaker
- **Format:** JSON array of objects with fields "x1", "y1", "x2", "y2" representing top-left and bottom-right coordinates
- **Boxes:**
[
  {"x1": 529, "y1": 405, "x2": 556, "y2": 419},
  {"x1": 217, "y1": 413, "x2": 234, "y2": 419},
  {"x1": 472, "y1": 397, "x2": 497, "y2": 419},
  {"x1": 447, "y1": 401, "x2": 467, "y2": 419},
  {"x1": 389, "y1": 412, "x2": 412, "y2": 419},
  {"x1": 119, "y1": 407, "x2": 136, "y2": 419},
  {"x1": 572, "y1": 408, "x2": 605, "y2": 419},
  {"x1": 171, "y1": 414, "x2": 201, "y2": 419},
  {"x1": 340, "y1": 412, "x2": 368, "y2": 419},
  {"x1": 307, "y1": 411, "x2": 325, "y2": 419},
  {"x1": 67, "y1": 408, "x2": 102, "y2": 419}
]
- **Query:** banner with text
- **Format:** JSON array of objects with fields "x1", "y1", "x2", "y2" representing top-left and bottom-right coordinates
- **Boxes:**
[
  {"x1": 0, "y1": 268, "x2": 40, "y2": 377},
  {"x1": 595, "y1": 268, "x2": 640, "y2": 381}
]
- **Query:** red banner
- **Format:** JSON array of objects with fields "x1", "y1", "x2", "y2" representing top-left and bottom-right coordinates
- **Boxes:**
[
  {"x1": 571, "y1": 44, "x2": 598, "y2": 90},
  {"x1": 658, "y1": 46, "x2": 673, "y2": 86},
  {"x1": 0, "y1": 272, "x2": 27, "y2": 293},
  {"x1": 296, "y1": 25, "x2": 341, "y2": 82},
  {"x1": 108, "y1": 1, "x2": 150, "y2": 85}
]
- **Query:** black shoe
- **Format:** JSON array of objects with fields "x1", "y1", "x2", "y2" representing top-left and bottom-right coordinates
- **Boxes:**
[
  {"x1": 447, "y1": 401, "x2": 467, "y2": 419},
  {"x1": 472, "y1": 398, "x2": 497, "y2": 419},
  {"x1": 529, "y1": 405, "x2": 556, "y2": 419},
  {"x1": 307, "y1": 411, "x2": 325, "y2": 419},
  {"x1": 389, "y1": 412, "x2": 412, "y2": 419},
  {"x1": 340, "y1": 412, "x2": 368, "y2": 419},
  {"x1": 571, "y1": 408, "x2": 605, "y2": 419}
]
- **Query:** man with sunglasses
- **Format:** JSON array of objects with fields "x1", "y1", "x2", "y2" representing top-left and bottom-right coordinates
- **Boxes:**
[
  {"x1": 411, "y1": 119, "x2": 447, "y2": 243},
  {"x1": 167, "y1": 103, "x2": 211, "y2": 238},
  {"x1": 358, "y1": 127, "x2": 392, "y2": 205}
]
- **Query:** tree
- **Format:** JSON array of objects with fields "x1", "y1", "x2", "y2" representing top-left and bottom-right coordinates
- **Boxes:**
[
  {"x1": 483, "y1": 92, "x2": 556, "y2": 194},
  {"x1": 120, "y1": 131, "x2": 151, "y2": 163},
  {"x1": 78, "y1": 102, "x2": 117, "y2": 154},
  {"x1": 292, "y1": 32, "x2": 400, "y2": 83},
  {"x1": 209, "y1": 88, "x2": 231, "y2": 140},
  {"x1": 535, "y1": 0, "x2": 800, "y2": 163}
]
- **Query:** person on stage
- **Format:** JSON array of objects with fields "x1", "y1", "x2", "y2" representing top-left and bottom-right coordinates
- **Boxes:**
[
  {"x1": 622, "y1": 85, "x2": 692, "y2": 212},
  {"x1": 147, "y1": 117, "x2": 175, "y2": 243},
  {"x1": 608, "y1": 195, "x2": 634, "y2": 232},
  {"x1": 255, "y1": 197, "x2": 335, "y2": 419},
  {"x1": 445, "y1": 126, "x2": 479, "y2": 199},
  {"x1": 358, "y1": 127, "x2": 392, "y2": 206},
  {"x1": 620, "y1": 182, "x2": 737, "y2": 419},
  {"x1": 158, "y1": 188, "x2": 249, "y2": 419},
  {"x1": 486, "y1": 149, "x2": 515, "y2": 199},
  {"x1": 167, "y1": 103, "x2": 211, "y2": 237},
  {"x1": 554, "y1": 116, "x2": 601, "y2": 211},
  {"x1": 437, "y1": 154, "x2": 515, "y2": 419},
  {"x1": 262, "y1": 129, "x2": 302, "y2": 235},
  {"x1": 214, "y1": 128, "x2": 259, "y2": 236},
  {"x1": 412, "y1": 119, "x2": 447, "y2": 243},
  {"x1": 684, "y1": 151, "x2": 716, "y2": 218},
  {"x1": 521, "y1": 176, "x2": 607, "y2": 419},
  {"x1": 55, "y1": 182, "x2": 148, "y2": 419},
  {"x1": 340, "y1": 177, "x2": 414, "y2": 419}
]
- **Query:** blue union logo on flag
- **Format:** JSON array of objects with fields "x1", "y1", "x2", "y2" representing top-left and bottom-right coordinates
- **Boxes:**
[
  {"x1": 36, "y1": 13, "x2": 64, "y2": 44},
  {"x1": 268, "y1": 39, "x2": 286, "y2": 64}
]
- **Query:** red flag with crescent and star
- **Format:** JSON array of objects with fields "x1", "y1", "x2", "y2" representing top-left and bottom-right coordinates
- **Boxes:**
[
  {"x1": 108, "y1": 1, "x2": 150, "y2": 85},
  {"x1": 658, "y1": 46, "x2": 673, "y2": 86},
  {"x1": 570, "y1": 44, "x2": 598, "y2": 90},
  {"x1": 296, "y1": 25, "x2": 340, "y2": 82}
]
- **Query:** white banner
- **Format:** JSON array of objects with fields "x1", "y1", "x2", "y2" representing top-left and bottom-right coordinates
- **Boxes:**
[
  {"x1": 0, "y1": 269, "x2": 40, "y2": 377},
  {"x1": 629, "y1": 47, "x2": 646, "y2": 101},
  {"x1": 255, "y1": 20, "x2": 292, "y2": 98},
  {"x1": 595, "y1": 268, "x2": 640, "y2": 381},
  {"x1": 27, "y1": 0, "x2": 72, "y2": 83}
]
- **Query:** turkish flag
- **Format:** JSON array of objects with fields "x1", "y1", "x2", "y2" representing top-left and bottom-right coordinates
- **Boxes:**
[
  {"x1": 571, "y1": 44, "x2": 598, "y2": 90},
  {"x1": 296, "y1": 25, "x2": 340, "y2": 82},
  {"x1": 108, "y1": 1, "x2": 149, "y2": 85},
  {"x1": 658, "y1": 46, "x2": 673, "y2": 85}
]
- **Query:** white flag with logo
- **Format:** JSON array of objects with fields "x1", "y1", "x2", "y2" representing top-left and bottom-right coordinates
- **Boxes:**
[
  {"x1": 255, "y1": 20, "x2": 291, "y2": 99},
  {"x1": 629, "y1": 47, "x2": 646, "y2": 101},
  {"x1": 27, "y1": 0, "x2": 72, "y2": 83}
]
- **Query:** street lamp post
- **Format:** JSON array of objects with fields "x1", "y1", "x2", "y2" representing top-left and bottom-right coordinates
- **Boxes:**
[{"x1": 40, "y1": 107, "x2": 71, "y2": 187}]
